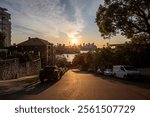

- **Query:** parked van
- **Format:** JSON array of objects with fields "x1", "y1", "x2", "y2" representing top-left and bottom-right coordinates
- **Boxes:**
[{"x1": 113, "y1": 65, "x2": 140, "y2": 79}]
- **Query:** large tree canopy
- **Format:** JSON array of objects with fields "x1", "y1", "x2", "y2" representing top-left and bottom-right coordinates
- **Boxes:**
[{"x1": 96, "y1": 0, "x2": 150, "y2": 41}]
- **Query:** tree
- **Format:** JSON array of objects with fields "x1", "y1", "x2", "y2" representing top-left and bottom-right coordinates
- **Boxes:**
[
  {"x1": 72, "y1": 53, "x2": 94, "y2": 70},
  {"x1": 55, "y1": 56, "x2": 68, "y2": 67},
  {"x1": 0, "y1": 32, "x2": 6, "y2": 47},
  {"x1": 96, "y1": 0, "x2": 150, "y2": 42},
  {"x1": 72, "y1": 53, "x2": 87, "y2": 70},
  {"x1": 97, "y1": 47, "x2": 114, "y2": 70}
]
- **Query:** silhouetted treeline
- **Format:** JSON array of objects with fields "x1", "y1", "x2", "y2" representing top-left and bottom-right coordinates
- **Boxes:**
[
  {"x1": 72, "y1": 42, "x2": 150, "y2": 71},
  {"x1": 78, "y1": 43, "x2": 97, "y2": 51}
]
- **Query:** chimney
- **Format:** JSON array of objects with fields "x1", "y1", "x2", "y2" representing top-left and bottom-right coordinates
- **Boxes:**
[{"x1": 28, "y1": 37, "x2": 31, "y2": 40}]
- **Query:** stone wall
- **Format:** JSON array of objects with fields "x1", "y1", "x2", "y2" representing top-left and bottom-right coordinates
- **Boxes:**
[
  {"x1": 0, "y1": 58, "x2": 19, "y2": 80},
  {"x1": 19, "y1": 59, "x2": 41, "y2": 78},
  {"x1": 0, "y1": 58, "x2": 41, "y2": 80}
]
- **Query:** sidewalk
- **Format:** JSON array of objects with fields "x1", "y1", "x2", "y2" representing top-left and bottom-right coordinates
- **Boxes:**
[{"x1": 0, "y1": 75, "x2": 39, "y2": 95}]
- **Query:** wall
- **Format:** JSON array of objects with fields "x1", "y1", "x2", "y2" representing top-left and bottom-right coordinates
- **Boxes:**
[
  {"x1": 0, "y1": 58, "x2": 41, "y2": 80},
  {"x1": 19, "y1": 59, "x2": 41, "y2": 78},
  {"x1": 0, "y1": 58, "x2": 18, "y2": 80}
]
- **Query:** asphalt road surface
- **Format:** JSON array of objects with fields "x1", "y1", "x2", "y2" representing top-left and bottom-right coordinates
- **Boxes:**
[{"x1": 2, "y1": 69, "x2": 150, "y2": 100}]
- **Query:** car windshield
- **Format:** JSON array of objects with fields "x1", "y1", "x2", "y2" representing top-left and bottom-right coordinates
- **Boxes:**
[{"x1": 124, "y1": 66, "x2": 137, "y2": 71}]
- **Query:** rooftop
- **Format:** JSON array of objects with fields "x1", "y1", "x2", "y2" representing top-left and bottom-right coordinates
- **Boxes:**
[{"x1": 18, "y1": 37, "x2": 52, "y2": 46}]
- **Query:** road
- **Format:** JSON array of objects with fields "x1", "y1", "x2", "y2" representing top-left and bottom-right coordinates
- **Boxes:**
[{"x1": 2, "y1": 69, "x2": 150, "y2": 100}]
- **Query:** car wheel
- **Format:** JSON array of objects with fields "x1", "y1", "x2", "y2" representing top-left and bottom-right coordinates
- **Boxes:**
[
  {"x1": 114, "y1": 73, "x2": 116, "y2": 78},
  {"x1": 53, "y1": 75, "x2": 59, "y2": 81},
  {"x1": 124, "y1": 75, "x2": 128, "y2": 80},
  {"x1": 39, "y1": 73, "x2": 44, "y2": 83},
  {"x1": 40, "y1": 78, "x2": 44, "y2": 83}
]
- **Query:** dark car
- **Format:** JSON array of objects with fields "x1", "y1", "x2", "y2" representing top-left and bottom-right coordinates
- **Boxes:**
[
  {"x1": 104, "y1": 69, "x2": 113, "y2": 76},
  {"x1": 39, "y1": 66, "x2": 61, "y2": 83},
  {"x1": 58, "y1": 67, "x2": 66, "y2": 76},
  {"x1": 97, "y1": 68, "x2": 103, "y2": 75}
]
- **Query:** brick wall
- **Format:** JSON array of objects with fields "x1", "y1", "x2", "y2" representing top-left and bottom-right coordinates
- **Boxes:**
[{"x1": 0, "y1": 58, "x2": 41, "y2": 80}]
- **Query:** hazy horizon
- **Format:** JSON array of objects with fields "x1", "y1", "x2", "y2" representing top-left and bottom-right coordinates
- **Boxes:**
[{"x1": 0, "y1": 0, "x2": 128, "y2": 47}]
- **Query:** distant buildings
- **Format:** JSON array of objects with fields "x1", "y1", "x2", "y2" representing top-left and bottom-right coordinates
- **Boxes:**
[
  {"x1": 55, "y1": 43, "x2": 97, "y2": 54},
  {"x1": 109, "y1": 43, "x2": 125, "y2": 48},
  {"x1": 0, "y1": 7, "x2": 11, "y2": 47},
  {"x1": 55, "y1": 44, "x2": 80, "y2": 54},
  {"x1": 79, "y1": 43, "x2": 97, "y2": 51}
]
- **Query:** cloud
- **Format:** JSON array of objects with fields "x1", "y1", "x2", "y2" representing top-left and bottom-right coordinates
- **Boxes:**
[
  {"x1": 14, "y1": 25, "x2": 43, "y2": 36},
  {"x1": 0, "y1": 0, "x2": 85, "y2": 43}
]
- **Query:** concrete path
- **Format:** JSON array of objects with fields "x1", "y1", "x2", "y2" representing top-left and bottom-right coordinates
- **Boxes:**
[{"x1": 0, "y1": 75, "x2": 39, "y2": 95}]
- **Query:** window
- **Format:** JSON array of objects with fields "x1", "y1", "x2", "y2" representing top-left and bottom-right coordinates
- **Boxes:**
[
  {"x1": 0, "y1": 16, "x2": 2, "y2": 31},
  {"x1": 120, "y1": 67, "x2": 125, "y2": 71},
  {"x1": 0, "y1": 16, "x2": 2, "y2": 21},
  {"x1": 124, "y1": 66, "x2": 137, "y2": 71},
  {"x1": 48, "y1": 45, "x2": 51, "y2": 49},
  {"x1": 0, "y1": 25, "x2": 2, "y2": 31}
]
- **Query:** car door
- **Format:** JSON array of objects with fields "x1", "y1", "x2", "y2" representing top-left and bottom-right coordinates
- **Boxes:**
[{"x1": 119, "y1": 67, "x2": 125, "y2": 78}]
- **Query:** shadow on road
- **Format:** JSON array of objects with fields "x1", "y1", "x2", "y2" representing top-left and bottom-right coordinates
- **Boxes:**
[
  {"x1": 96, "y1": 74, "x2": 150, "y2": 90},
  {"x1": 73, "y1": 69, "x2": 150, "y2": 90},
  {"x1": 0, "y1": 80, "x2": 58, "y2": 100},
  {"x1": 72, "y1": 69, "x2": 93, "y2": 74},
  {"x1": 22, "y1": 81, "x2": 57, "y2": 95}
]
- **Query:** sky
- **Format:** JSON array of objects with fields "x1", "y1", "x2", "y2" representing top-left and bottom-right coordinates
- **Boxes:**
[{"x1": 0, "y1": 0, "x2": 127, "y2": 47}]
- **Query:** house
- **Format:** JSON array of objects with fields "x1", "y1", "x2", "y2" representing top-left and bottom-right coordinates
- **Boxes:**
[{"x1": 17, "y1": 37, "x2": 55, "y2": 67}]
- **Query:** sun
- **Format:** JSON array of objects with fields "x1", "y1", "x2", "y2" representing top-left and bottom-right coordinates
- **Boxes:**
[{"x1": 71, "y1": 38, "x2": 78, "y2": 45}]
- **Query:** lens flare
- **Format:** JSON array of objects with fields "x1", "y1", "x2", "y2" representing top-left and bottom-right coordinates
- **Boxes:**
[{"x1": 71, "y1": 38, "x2": 78, "y2": 45}]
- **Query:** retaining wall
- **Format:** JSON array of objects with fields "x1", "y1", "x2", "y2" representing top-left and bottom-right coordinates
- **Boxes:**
[{"x1": 0, "y1": 58, "x2": 41, "y2": 80}]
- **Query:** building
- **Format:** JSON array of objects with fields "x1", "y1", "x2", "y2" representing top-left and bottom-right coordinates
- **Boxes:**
[
  {"x1": 109, "y1": 43, "x2": 125, "y2": 48},
  {"x1": 0, "y1": 7, "x2": 11, "y2": 47},
  {"x1": 17, "y1": 37, "x2": 55, "y2": 67}
]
